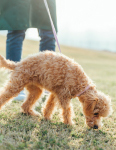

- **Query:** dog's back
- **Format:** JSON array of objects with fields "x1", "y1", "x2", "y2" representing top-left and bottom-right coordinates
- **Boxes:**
[
  {"x1": 0, "y1": 51, "x2": 90, "y2": 93},
  {"x1": 13, "y1": 51, "x2": 79, "y2": 91}
]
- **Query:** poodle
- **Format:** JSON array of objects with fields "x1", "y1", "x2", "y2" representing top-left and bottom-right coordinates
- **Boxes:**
[{"x1": 0, "y1": 51, "x2": 112, "y2": 129}]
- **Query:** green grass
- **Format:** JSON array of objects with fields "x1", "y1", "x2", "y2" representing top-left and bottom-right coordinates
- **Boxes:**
[{"x1": 0, "y1": 35, "x2": 116, "y2": 149}]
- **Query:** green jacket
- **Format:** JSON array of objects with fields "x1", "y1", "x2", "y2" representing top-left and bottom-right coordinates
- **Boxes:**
[{"x1": 0, "y1": 0, "x2": 57, "y2": 31}]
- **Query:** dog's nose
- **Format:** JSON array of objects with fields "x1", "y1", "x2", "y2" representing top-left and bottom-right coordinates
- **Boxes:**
[{"x1": 93, "y1": 125, "x2": 98, "y2": 129}]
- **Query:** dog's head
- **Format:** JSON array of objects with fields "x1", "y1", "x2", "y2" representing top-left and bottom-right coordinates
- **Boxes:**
[{"x1": 79, "y1": 90, "x2": 112, "y2": 129}]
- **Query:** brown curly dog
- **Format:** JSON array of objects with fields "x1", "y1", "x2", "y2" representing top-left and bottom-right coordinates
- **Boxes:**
[{"x1": 0, "y1": 51, "x2": 112, "y2": 129}]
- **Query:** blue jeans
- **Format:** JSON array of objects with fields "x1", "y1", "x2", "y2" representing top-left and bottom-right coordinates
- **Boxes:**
[{"x1": 6, "y1": 29, "x2": 55, "y2": 62}]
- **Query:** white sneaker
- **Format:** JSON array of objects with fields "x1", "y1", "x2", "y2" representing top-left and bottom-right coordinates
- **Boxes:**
[{"x1": 13, "y1": 90, "x2": 26, "y2": 101}]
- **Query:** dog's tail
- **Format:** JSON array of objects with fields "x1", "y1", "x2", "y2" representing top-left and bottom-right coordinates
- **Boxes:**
[{"x1": 0, "y1": 55, "x2": 16, "y2": 70}]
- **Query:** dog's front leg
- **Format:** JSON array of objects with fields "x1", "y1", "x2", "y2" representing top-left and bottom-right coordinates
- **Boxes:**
[
  {"x1": 43, "y1": 93, "x2": 57, "y2": 120},
  {"x1": 58, "y1": 99, "x2": 74, "y2": 125}
]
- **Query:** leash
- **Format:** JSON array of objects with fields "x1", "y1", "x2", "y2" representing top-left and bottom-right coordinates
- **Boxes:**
[
  {"x1": 76, "y1": 85, "x2": 90, "y2": 97},
  {"x1": 44, "y1": 0, "x2": 61, "y2": 53},
  {"x1": 44, "y1": 0, "x2": 90, "y2": 96}
]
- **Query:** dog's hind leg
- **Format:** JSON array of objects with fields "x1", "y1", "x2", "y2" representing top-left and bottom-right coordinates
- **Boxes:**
[
  {"x1": 0, "y1": 81, "x2": 24, "y2": 110},
  {"x1": 58, "y1": 99, "x2": 74, "y2": 125},
  {"x1": 43, "y1": 93, "x2": 57, "y2": 120},
  {"x1": 21, "y1": 84, "x2": 43, "y2": 116}
]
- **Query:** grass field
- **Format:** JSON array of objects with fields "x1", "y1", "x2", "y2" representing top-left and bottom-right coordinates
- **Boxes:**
[{"x1": 0, "y1": 35, "x2": 116, "y2": 150}]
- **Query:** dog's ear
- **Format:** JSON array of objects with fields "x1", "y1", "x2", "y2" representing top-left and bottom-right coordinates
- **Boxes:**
[{"x1": 83, "y1": 99, "x2": 97, "y2": 116}]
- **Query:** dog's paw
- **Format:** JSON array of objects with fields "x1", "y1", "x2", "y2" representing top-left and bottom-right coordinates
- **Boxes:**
[
  {"x1": 63, "y1": 120, "x2": 74, "y2": 125},
  {"x1": 21, "y1": 109, "x2": 41, "y2": 117},
  {"x1": 44, "y1": 116, "x2": 52, "y2": 121},
  {"x1": 29, "y1": 110, "x2": 42, "y2": 117},
  {"x1": 70, "y1": 121, "x2": 75, "y2": 125}
]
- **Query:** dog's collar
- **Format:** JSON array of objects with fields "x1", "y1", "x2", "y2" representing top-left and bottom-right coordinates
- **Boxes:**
[{"x1": 76, "y1": 85, "x2": 90, "y2": 97}]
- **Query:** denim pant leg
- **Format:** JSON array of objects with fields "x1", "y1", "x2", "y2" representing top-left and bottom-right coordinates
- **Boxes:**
[
  {"x1": 39, "y1": 29, "x2": 55, "y2": 51},
  {"x1": 6, "y1": 30, "x2": 25, "y2": 62}
]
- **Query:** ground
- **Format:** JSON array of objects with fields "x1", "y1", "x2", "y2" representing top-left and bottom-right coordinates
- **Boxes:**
[{"x1": 0, "y1": 35, "x2": 116, "y2": 150}]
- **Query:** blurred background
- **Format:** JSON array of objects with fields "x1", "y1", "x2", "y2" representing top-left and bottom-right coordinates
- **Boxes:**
[{"x1": 0, "y1": 0, "x2": 116, "y2": 52}]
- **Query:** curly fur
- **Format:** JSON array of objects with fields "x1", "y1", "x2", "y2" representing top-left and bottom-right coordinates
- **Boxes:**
[{"x1": 0, "y1": 51, "x2": 112, "y2": 128}]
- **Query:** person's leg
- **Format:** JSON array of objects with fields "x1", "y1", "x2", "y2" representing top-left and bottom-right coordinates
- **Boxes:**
[
  {"x1": 39, "y1": 29, "x2": 56, "y2": 96},
  {"x1": 6, "y1": 30, "x2": 25, "y2": 62},
  {"x1": 6, "y1": 30, "x2": 26, "y2": 100},
  {"x1": 39, "y1": 29, "x2": 56, "y2": 51}
]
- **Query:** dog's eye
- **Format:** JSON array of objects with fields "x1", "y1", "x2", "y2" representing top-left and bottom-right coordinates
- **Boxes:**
[{"x1": 94, "y1": 113, "x2": 99, "y2": 116}]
